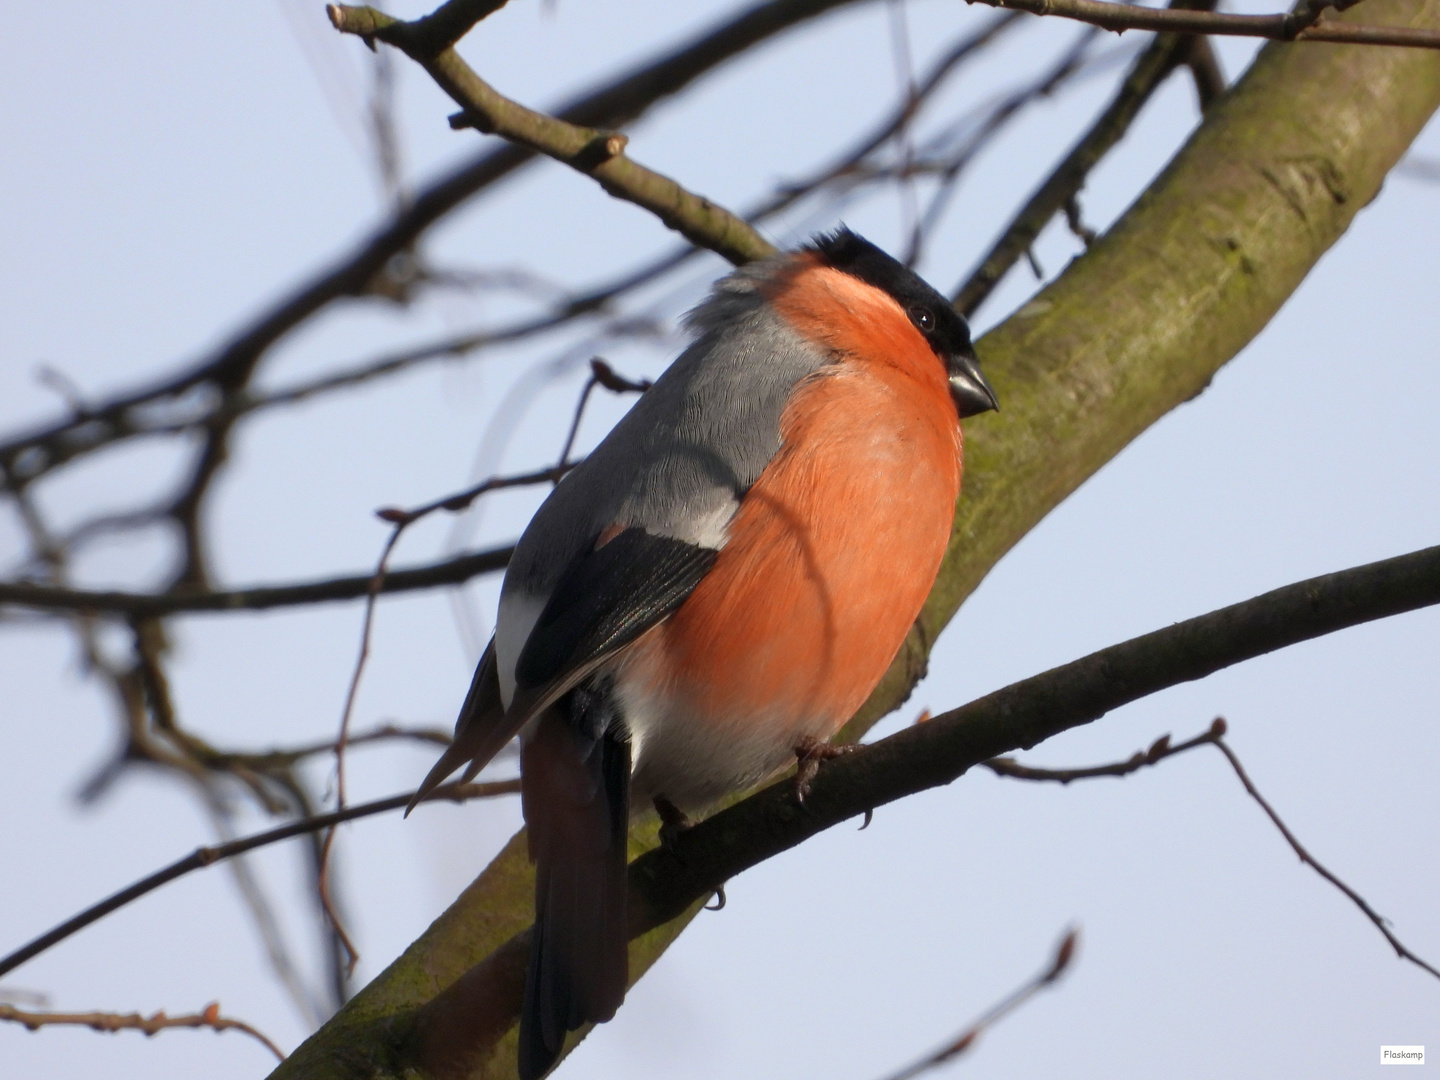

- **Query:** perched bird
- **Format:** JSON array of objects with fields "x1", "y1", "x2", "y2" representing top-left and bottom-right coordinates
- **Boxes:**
[{"x1": 410, "y1": 227, "x2": 998, "y2": 1078}]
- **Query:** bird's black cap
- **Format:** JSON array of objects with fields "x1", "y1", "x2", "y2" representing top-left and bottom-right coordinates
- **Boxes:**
[{"x1": 808, "y1": 227, "x2": 998, "y2": 418}]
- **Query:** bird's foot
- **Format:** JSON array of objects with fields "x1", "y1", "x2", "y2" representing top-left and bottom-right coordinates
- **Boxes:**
[
  {"x1": 793, "y1": 737, "x2": 857, "y2": 804},
  {"x1": 653, "y1": 796, "x2": 693, "y2": 849}
]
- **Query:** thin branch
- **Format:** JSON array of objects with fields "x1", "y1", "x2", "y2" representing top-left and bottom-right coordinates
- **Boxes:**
[
  {"x1": 201, "y1": 790, "x2": 329, "y2": 1028},
  {"x1": 557, "y1": 357, "x2": 653, "y2": 470},
  {"x1": 877, "y1": 928, "x2": 1078, "y2": 1080},
  {"x1": 390, "y1": 10, "x2": 1017, "y2": 355},
  {"x1": 954, "y1": 0, "x2": 1212, "y2": 314},
  {"x1": 1211, "y1": 734, "x2": 1440, "y2": 981},
  {"x1": 971, "y1": 0, "x2": 1440, "y2": 49},
  {"x1": 201, "y1": 307, "x2": 662, "y2": 432},
  {"x1": 280, "y1": 9, "x2": 1019, "y2": 413},
  {"x1": 906, "y1": 27, "x2": 1108, "y2": 266},
  {"x1": 0, "y1": 1000, "x2": 285, "y2": 1061},
  {"x1": 328, "y1": 5, "x2": 777, "y2": 266},
  {"x1": 0, "y1": 544, "x2": 515, "y2": 617},
  {"x1": 987, "y1": 717, "x2": 1440, "y2": 982},
  {"x1": 370, "y1": 0, "x2": 514, "y2": 58},
  {"x1": 378, "y1": 464, "x2": 570, "y2": 526},
  {"x1": 982, "y1": 720, "x2": 1220, "y2": 781},
  {"x1": 2, "y1": 282, "x2": 662, "y2": 461},
  {"x1": 218, "y1": 722, "x2": 455, "y2": 771},
  {"x1": 0, "y1": 778, "x2": 520, "y2": 982},
  {"x1": 888, "y1": 0, "x2": 924, "y2": 262},
  {"x1": 318, "y1": 522, "x2": 409, "y2": 977},
  {"x1": 1183, "y1": 35, "x2": 1227, "y2": 108}
]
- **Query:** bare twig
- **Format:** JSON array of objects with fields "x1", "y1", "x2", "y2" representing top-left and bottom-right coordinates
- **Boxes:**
[
  {"x1": 213, "y1": 307, "x2": 664, "y2": 432},
  {"x1": 200, "y1": 791, "x2": 328, "y2": 1027},
  {"x1": 983, "y1": 720, "x2": 1221, "y2": 781},
  {"x1": 0, "y1": 1000, "x2": 285, "y2": 1061},
  {"x1": 256, "y1": 10, "x2": 1015, "y2": 428},
  {"x1": 328, "y1": 3, "x2": 777, "y2": 265},
  {"x1": 906, "y1": 27, "x2": 1107, "y2": 266},
  {"x1": 318, "y1": 523, "x2": 409, "y2": 977},
  {"x1": 0, "y1": 778, "x2": 520, "y2": 982},
  {"x1": 888, "y1": 0, "x2": 924, "y2": 262},
  {"x1": 1211, "y1": 733, "x2": 1440, "y2": 981},
  {"x1": 220, "y1": 723, "x2": 455, "y2": 771},
  {"x1": 0, "y1": 544, "x2": 515, "y2": 617},
  {"x1": 1062, "y1": 194, "x2": 1098, "y2": 246},
  {"x1": 34, "y1": 365, "x2": 88, "y2": 416},
  {"x1": 877, "y1": 928, "x2": 1078, "y2": 1080},
  {"x1": 557, "y1": 357, "x2": 652, "y2": 470},
  {"x1": 1182, "y1": 35, "x2": 1226, "y2": 108},
  {"x1": 987, "y1": 717, "x2": 1440, "y2": 982},
  {"x1": 970, "y1": 0, "x2": 1440, "y2": 50}
]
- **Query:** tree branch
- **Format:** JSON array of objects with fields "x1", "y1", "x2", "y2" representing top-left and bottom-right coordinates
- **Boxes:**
[
  {"x1": 973, "y1": 0, "x2": 1440, "y2": 49},
  {"x1": 327, "y1": 5, "x2": 777, "y2": 265},
  {"x1": 878, "y1": 929, "x2": 1078, "y2": 1080},
  {"x1": 1183, "y1": 35, "x2": 1227, "y2": 107},
  {"x1": 340, "y1": 0, "x2": 514, "y2": 56},
  {"x1": 1210, "y1": 734, "x2": 1440, "y2": 980},
  {"x1": 0, "y1": 544, "x2": 514, "y2": 617},
  {"x1": 982, "y1": 721, "x2": 1221, "y2": 781},
  {"x1": 0, "y1": 1001, "x2": 285, "y2": 1061},
  {"x1": 989, "y1": 717, "x2": 1440, "y2": 981},
  {"x1": 626, "y1": 544, "x2": 1440, "y2": 947},
  {"x1": 0, "y1": 779, "x2": 520, "y2": 983}
]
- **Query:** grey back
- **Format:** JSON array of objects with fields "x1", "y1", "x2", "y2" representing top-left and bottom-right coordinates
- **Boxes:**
[{"x1": 501, "y1": 253, "x2": 830, "y2": 605}]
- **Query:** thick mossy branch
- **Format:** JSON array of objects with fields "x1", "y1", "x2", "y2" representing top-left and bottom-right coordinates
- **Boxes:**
[{"x1": 270, "y1": 2, "x2": 1440, "y2": 1077}]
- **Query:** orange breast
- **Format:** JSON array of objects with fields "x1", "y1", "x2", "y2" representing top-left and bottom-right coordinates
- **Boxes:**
[{"x1": 625, "y1": 263, "x2": 962, "y2": 737}]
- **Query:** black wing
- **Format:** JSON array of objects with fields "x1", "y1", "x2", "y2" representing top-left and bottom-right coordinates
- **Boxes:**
[
  {"x1": 406, "y1": 638, "x2": 506, "y2": 812},
  {"x1": 514, "y1": 527, "x2": 718, "y2": 693},
  {"x1": 408, "y1": 528, "x2": 716, "y2": 813}
]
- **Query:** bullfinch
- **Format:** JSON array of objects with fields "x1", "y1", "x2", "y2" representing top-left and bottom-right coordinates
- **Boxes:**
[{"x1": 410, "y1": 227, "x2": 998, "y2": 1078}]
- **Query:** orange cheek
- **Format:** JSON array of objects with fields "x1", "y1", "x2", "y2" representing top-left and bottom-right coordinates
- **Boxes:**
[{"x1": 766, "y1": 262, "x2": 951, "y2": 402}]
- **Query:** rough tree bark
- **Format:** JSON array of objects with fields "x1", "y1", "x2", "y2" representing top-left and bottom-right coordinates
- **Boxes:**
[{"x1": 267, "y1": 2, "x2": 1440, "y2": 1076}]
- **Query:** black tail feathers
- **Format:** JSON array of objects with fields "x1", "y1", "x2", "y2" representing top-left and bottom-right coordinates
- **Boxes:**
[{"x1": 518, "y1": 709, "x2": 631, "y2": 1080}]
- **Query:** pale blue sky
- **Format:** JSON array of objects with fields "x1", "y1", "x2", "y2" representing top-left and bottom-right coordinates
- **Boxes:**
[{"x1": 1, "y1": 2, "x2": 1437, "y2": 1078}]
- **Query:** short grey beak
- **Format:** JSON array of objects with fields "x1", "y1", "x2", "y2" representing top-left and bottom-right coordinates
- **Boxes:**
[{"x1": 948, "y1": 349, "x2": 999, "y2": 418}]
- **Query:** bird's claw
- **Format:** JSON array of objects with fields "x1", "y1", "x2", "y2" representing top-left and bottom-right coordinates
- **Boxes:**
[
  {"x1": 653, "y1": 796, "x2": 693, "y2": 848},
  {"x1": 792, "y1": 737, "x2": 856, "y2": 804}
]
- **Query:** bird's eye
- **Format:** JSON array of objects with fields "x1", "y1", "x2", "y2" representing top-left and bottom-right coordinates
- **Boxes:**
[{"x1": 909, "y1": 306, "x2": 935, "y2": 332}]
